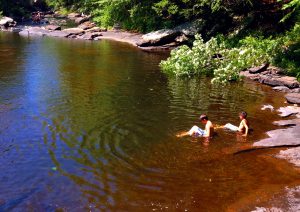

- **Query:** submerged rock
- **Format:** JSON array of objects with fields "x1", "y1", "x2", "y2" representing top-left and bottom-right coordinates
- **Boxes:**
[
  {"x1": 19, "y1": 27, "x2": 49, "y2": 37},
  {"x1": 254, "y1": 106, "x2": 300, "y2": 147},
  {"x1": 285, "y1": 93, "x2": 300, "y2": 104},
  {"x1": 47, "y1": 30, "x2": 69, "y2": 38},
  {"x1": 277, "y1": 147, "x2": 300, "y2": 167},
  {"x1": 272, "y1": 86, "x2": 291, "y2": 93}
]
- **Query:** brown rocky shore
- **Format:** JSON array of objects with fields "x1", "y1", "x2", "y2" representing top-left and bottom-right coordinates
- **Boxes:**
[
  {"x1": 241, "y1": 63, "x2": 300, "y2": 104},
  {"x1": 1, "y1": 12, "x2": 198, "y2": 52},
  {"x1": 241, "y1": 64, "x2": 300, "y2": 211}
]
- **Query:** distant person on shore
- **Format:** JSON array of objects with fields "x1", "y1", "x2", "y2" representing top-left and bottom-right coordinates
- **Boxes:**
[
  {"x1": 222, "y1": 111, "x2": 249, "y2": 136},
  {"x1": 176, "y1": 114, "x2": 214, "y2": 138}
]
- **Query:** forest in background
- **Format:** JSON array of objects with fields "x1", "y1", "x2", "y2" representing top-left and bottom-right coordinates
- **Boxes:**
[{"x1": 0, "y1": 0, "x2": 299, "y2": 82}]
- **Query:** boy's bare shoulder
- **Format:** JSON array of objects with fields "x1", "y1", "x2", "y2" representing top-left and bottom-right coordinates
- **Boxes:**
[{"x1": 242, "y1": 119, "x2": 249, "y2": 125}]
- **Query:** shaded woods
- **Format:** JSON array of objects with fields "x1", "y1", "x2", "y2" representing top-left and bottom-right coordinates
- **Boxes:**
[{"x1": 1, "y1": 0, "x2": 299, "y2": 81}]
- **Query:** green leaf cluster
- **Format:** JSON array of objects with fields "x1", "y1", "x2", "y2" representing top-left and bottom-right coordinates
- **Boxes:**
[{"x1": 160, "y1": 32, "x2": 285, "y2": 83}]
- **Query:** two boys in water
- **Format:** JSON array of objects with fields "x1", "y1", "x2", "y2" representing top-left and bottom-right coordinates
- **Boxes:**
[{"x1": 177, "y1": 111, "x2": 249, "y2": 138}]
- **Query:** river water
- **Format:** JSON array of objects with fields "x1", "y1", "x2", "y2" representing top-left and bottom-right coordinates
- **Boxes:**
[{"x1": 0, "y1": 32, "x2": 299, "y2": 211}]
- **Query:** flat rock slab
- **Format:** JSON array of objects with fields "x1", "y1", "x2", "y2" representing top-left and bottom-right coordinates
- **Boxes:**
[
  {"x1": 272, "y1": 86, "x2": 291, "y2": 93},
  {"x1": 277, "y1": 147, "x2": 300, "y2": 167},
  {"x1": 285, "y1": 93, "x2": 300, "y2": 104},
  {"x1": 19, "y1": 27, "x2": 49, "y2": 36},
  {"x1": 259, "y1": 75, "x2": 300, "y2": 89},
  {"x1": 47, "y1": 30, "x2": 69, "y2": 38},
  {"x1": 277, "y1": 106, "x2": 300, "y2": 117},
  {"x1": 254, "y1": 106, "x2": 300, "y2": 147},
  {"x1": 62, "y1": 28, "x2": 84, "y2": 35}
]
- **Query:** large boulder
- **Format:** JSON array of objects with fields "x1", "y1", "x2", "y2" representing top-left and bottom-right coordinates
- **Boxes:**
[
  {"x1": 138, "y1": 20, "x2": 205, "y2": 47},
  {"x1": 174, "y1": 20, "x2": 205, "y2": 36},
  {"x1": 139, "y1": 29, "x2": 181, "y2": 47},
  {"x1": 285, "y1": 93, "x2": 300, "y2": 104},
  {"x1": 0, "y1": 17, "x2": 16, "y2": 28}
]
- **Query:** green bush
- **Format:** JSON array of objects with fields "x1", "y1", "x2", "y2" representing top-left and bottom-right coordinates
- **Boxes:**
[
  {"x1": 160, "y1": 34, "x2": 282, "y2": 83},
  {"x1": 274, "y1": 24, "x2": 300, "y2": 80}
]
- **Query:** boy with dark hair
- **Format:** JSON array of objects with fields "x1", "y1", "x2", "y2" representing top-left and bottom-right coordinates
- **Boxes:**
[
  {"x1": 176, "y1": 114, "x2": 214, "y2": 138},
  {"x1": 223, "y1": 111, "x2": 249, "y2": 136}
]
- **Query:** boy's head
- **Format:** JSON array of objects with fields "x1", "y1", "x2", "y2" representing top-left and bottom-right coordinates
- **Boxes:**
[
  {"x1": 199, "y1": 114, "x2": 208, "y2": 123},
  {"x1": 239, "y1": 111, "x2": 247, "y2": 120}
]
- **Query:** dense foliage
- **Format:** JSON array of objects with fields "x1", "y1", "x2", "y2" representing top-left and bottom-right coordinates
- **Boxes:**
[
  {"x1": 1, "y1": 0, "x2": 299, "y2": 82},
  {"x1": 160, "y1": 24, "x2": 300, "y2": 83}
]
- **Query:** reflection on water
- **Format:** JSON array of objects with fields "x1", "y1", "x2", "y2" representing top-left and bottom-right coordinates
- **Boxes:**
[{"x1": 0, "y1": 32, "x2": 299, "y2": 211}]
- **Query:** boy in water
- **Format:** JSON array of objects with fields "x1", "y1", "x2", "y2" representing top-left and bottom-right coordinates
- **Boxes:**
[
  {"x1": 177, "y1": 114, "x2": 214, "y2": 138},
  {"x1": 223, "y1": 111, "x2": 249, "y2": 136}
]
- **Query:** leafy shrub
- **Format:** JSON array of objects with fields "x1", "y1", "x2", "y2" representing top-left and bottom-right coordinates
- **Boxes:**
[
  {"x1": 274, "y1": 24, "x2": 300, "y2": 80},
  {"x1": 160, "y1": 34, "x2": 282, "y2": 83}
]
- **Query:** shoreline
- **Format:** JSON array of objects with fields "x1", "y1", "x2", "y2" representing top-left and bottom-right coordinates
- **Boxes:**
[{"x1": 1, "y1": 23, "x2": 175, "y2": 52}]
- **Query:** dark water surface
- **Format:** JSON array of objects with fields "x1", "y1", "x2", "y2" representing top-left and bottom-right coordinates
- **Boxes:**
[{"x1": 0, "y1": 32, "x2": 299, "y2": 211}]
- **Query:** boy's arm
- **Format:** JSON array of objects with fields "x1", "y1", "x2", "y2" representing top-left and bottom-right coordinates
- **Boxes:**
[
  {"x1": 204, "y1": 123, "x2": 211, "y2": 137},
  {"x1": 242, "y1": 120, "x2": 249, "y2": 136}
]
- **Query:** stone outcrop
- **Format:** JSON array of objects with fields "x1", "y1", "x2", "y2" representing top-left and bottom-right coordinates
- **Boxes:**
[
  {"x1": 0, "y1": 17, "x2": 17, "y2": 29},
  {"x1": 137, "y1": 20, "x2": 205, "y2": 48},
  {"x1": 254, "y1": 106, "x2": 300, "y2": 147},
  {"x1": 241, "y1": 65, "x2": 300, "y2": 92},
  {"x1": 138, "y1": 29, "x2": 181, "y2": 47},
  {"x1": 277, "y1": 147, "x2": 300, "y2": 167},
  {"x1": 285, "y1": 93, "x2": 300, "y2": 105},
  {"x1": 259, "y1": 75, "x2": 300, "y2": 89}
]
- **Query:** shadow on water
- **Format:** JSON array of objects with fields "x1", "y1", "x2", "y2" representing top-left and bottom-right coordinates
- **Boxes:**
[{"x1": 0, "y1": 33, "x2": 299, "y2": 211}]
